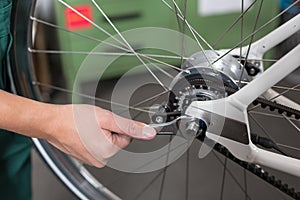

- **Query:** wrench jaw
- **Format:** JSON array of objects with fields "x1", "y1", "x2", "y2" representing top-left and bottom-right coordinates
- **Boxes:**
[
  {"x1": 149, "y1": 116, "x2": 195, "y2": 135},
  {"x1": 185, "y1": 99, "x2": 255, "y2": 162},
  {"x1": 149, "y1": 115, "x2": 207, "y2": 141}
]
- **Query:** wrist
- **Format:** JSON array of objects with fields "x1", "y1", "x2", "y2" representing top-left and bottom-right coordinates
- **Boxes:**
[
  {"x1": 29, "y1": 102, "x2": 57, "y2": 139},
  {"x1": 33, "y1": 102, "x2": 65, "y2": 140},
  {"x1": 0, "y1": 90, "x2": 64, "y2": 139},
  {"x1": 11, "y1": 98, "x2": 57, "y2": 139}
]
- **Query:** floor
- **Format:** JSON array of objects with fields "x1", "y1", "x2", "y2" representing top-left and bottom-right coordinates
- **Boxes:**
[{"x1": 32, "y1": 150, "x2": 77, "y2": 200}]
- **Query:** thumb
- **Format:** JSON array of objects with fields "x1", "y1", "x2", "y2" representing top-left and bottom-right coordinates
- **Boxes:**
[
  {"x1": 124, "y1": 122, "x2": 157, "y2": 140},
  {"x1": 98, "y1": 110, "x2": 157, "y2": 140}
]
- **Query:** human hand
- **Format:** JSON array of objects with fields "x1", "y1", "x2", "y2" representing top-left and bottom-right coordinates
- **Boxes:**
[
  {"x1": 0, "y1": 91, "x2": 156, "y2": 167},
  {"x1": 44, "y1": 104, "x2": 156, "y2": 168}
]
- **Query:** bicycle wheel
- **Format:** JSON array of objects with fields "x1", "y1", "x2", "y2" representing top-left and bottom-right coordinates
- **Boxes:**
[{"x1": 9, "y1": 0, "x2": 300, "y2": 199}]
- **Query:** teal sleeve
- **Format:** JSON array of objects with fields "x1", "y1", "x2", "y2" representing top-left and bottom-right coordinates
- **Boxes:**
[{"x1": 0, "y1": 1, "x2": 32, "y2": 199}]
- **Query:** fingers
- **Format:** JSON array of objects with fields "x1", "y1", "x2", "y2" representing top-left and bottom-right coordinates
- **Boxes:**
[
  {"x1": 112, "y1": 133, "x2": 131, "y2": 149},
  {"x1": 97, "y1": 109, "x2": 156, "y2": 140}
]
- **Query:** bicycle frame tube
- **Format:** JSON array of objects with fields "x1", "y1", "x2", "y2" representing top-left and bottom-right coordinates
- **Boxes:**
[
  {"x1": 230, "y1": 44, "x2": 300, "y2": 108},
  {"x1": 224, "y1": 14, "x2": 300, "y2": 109},
  {"x1": 232, "y1": 44, "x2": 300, "y2": 176},
  {"x1": 186, "y1": 14, "x2": 300, "y2": 177},
  {"x1": 230, "y1": 13, "x2": 300, "y2": 57}
]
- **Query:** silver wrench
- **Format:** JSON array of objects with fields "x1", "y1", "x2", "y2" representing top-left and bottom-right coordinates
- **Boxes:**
[{"x1": 149, "y1": 116, "x2": 193, "y2": 135}]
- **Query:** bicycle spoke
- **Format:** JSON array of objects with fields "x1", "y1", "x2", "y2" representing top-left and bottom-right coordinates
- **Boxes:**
[
  {"x1": 213, "y1": 0, "x2": 258, "y2": 48},
  {"x1": 33, "y1": 81, "x2": 154, "y2": 114},
  {"x1": 269, "y1": 83, "x2": 300, "y2": 101},
  {"x1": 132, "y1": 91, "x2": 169, "y2": 108},
  {"x1": 237, "y1": 57, "x2": 278, "y2": 63},
  {"x1": 270, "y1": 85, "x2": 300, "y2": 92},
  {"x1": 158, "y1": 135, "x2": 173, "y2": 200},
  {"x1": 173, "y1": 0, "x2": 183, "y2": 33},
  {"x1": 249, "y1": 114, "x2": 277, "y2": 142},
  {"x1": 29, "y1": 48, "x2": 188, "y2": 61},
  {"x1": 276, "y1": 143, "x2": 300, "y2": 152},
  {"x1": 243, "y1": 169, "x2": 248, "y2": 200},
  {"x1": 234, "y1": 80, "x2": 300, "y2": 92},
  {"x1": 30, "y1": 16, "x2": 190, "y2": 69},
  {"x1": 212, "y1": 152, "x2": 252, "y2": 200},
  {"x1": 239, "y1": 0, "x2": 245, "y2": 65},
  {"x1": 141, "y1": 54, "x2": 183, "y2": 72},
  {"x1": 249, "y1": 111, "x2": 299, "y2": 121},
  {"x1": 213, "y1": 0, "x2": 300, "y2": 65},
  {"x1": 162, "y1": 0, "x2": 214, "y2": 51},
  {"x1": 219, "y1": 158, "x2": 227, "y2": 200},
  {"x1": 117, "y1": 90, "x2": 170, "y2": 114},
  {"x1": 185, "y1": 147, "x2": 190, "y2": 200},
  {"x1": 181, "y1": 0, "x2": 188, "y2": 68},
  {"x1": 30, "y1": 16, "x2": 126, "y2": 52},
  {"x1": 141, "y1": 54, "x2": 190, "y2": 61},
  {"x1": 58, "y1": 0, "x2": 179, "y2": 87},
  {"x1": 169, "y1": 0, "x2": 214, "y2": 68},
  {"x1": 282, "y1": 114, "x2": 300, "y2": 132},
  {"x1": 147, "y1": 59, "x2": 175, "y2": 79},
  {"x1": 57, "y1": 0, "x2": 127, "y2": 49},
  {"x1": 35, "y1": 67, "x2": 171, "y2": 119},
  {"x1": 31, "y1": 15, "x2": 183, "y2": 71},
  {"x1": 248, "y1": 83, "x2": 300, "y2": 112},
  {"x1": 29, "y1": 49, "x2": 135, "y2": 56},
  {"x1": 106, "y1": 138, "x2": 189, "y2": 188},
  {"x1": 172, "y1": 0, "x2": 188, "y2": 66},
  {"x1": 92, "y1": 0, "x2": 169, "y2": 91},
  {"x1": 249, "y1": 113, "x2": 300, "y2": 165},
  {"x1": 238, "y1": 0, "x2": 264, "y2": 87},
  {"x1": 116, "y1": 90, "x2": 169, "y2": 122},
  {"x1": 133, "y1": 170, "x2": 165, "y2": 200},
  {"x1": 162, "y1": 0, "x2": 215, "y2": 54}
]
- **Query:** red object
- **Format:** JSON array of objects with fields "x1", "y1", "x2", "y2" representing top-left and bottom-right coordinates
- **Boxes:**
[{"x1": 65, "y1": 4, "x2": 93, "y2": 31}]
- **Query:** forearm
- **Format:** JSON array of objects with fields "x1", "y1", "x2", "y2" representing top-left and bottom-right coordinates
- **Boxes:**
[
  {"x1": 0, "y1": 90, "x2": 156, "y2": 167},
  {"x1": 0, "y1": 89, "x2": 54, "y2": 138}
]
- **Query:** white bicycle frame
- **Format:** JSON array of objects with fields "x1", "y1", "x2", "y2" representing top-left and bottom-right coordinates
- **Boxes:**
[{"x1": 186, "y1": 13, "x2": 300, "y2": 177}]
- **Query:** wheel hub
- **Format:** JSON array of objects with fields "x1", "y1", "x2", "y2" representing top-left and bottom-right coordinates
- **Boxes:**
[{"x1": 168, "y1": 50, "x2": 249, "y2": 113}]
